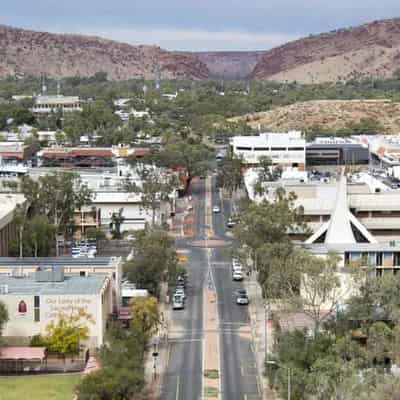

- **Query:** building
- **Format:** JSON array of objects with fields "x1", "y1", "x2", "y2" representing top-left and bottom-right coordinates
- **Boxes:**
[
  {"x1": 74, "y1": 206, "x2": 101, "y2": 238},
  {"x1": 306, "y1": 137, "x2": 369, "y2": 166},
  {"x1": 303, "y1": 173, "x2": 400, "y2": 275},
  {"x1": 0, "y1": 142, "x2": 36, "y2": 163},
  {"x1": 0, "y1": 256, "x2": 123, "y2": 307},
  {"x1": 244, "y1": 168, "x2": 400, "y2": 240},
  {"x1": 0, "y1": 267, "x2": 112, "y2": 349},
  {"x1": 37, "y1": 145, "x2": 150, "y2": 168},
  {"x1": 231, "y1": 131, "x2": 306, "y2": 169},
  {"x1": 0, "y1": 194, "x2": 26, "y2": 257},
  {"x1": 32, "y1": 95, "x2": 82, "y2": 114}
]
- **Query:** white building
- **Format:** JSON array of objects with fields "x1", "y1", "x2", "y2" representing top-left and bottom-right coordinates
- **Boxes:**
[
  {"x1": 32, "y1": 95, "x2": 82, "y2": 114},
  {"x1": 231, "y1": 131, "x2": 306, "y2": 168},
  {"x1": 0, "y1": 268, "x2": 112, "y2": 349}
]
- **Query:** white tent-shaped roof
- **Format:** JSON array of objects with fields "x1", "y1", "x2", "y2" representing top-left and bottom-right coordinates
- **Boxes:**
[{"x1": 305, "y1": 173, "x2": 377, "y2": 245}]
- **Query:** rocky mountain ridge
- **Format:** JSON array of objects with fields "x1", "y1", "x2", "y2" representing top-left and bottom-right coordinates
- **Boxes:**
[{"x1": 0, "y1": 24, "x2": 209, "y2": 80}]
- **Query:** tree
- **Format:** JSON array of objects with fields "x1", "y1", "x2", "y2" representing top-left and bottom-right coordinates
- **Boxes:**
[
  {"x1": 234, "y1": 189, "x2": 307, "y2": 273},
  {"x1": 77, "y1": 322, "x2": 147, "y2": 400},
  {"x1": 45, "y1": 308, "x2": 94, "y2": 368},
  {"x1": 20, "y1": 172, "x2": 92, "y2": 255},
  {"x1": 27, "y1": 215, "x2": 54, "y2": 257},
  {"x1": 84, "y1": 227, "x2": 106, "y2": 241},
  {"x1": 0, "y1": 301, "x2": 8, "y2": 336},
  {"x1": 286, "y1": 252, "x2": 343, "y2": 335},
  {"x1": 124, "y1": 227, "x2": 178, "y2": 294},
  {"x1": 216, "y1": 154, "x2": 243, "y2": 195},
  {"x1": 132, "y1": 138, "x2": 212, "y2": 184},
  {"x1": 253, "y1": 156, "x2": 283, "y2": 196},
  {"x1": 130, "y1": 296, "x2": 160, "y2": 341},
  {"x1": 109, "y1": 208, "x2": 125, "y2": 239},
  {"x1": 125, "y1": 165, "x2": 178, "y2": 225}
]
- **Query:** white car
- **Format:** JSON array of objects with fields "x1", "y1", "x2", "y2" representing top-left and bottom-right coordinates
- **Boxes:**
[
  {"x1": 174, "y1": 288, "x2": 186, "y2": 300},
  {"x1": 172, "y1": 295, "x2": 185, "y2": 310},
  {"x1": 236, "y1": 294, "x2": 249, "y2": 305},
  {"x1": 232, "y1": 271, "x2": 244, "y2": 281},
  {"x1": 213, "y1": 205, "x2": 221, "y2": 213}
]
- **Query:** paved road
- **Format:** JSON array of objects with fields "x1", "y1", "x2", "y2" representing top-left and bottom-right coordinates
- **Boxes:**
[
  {"x1": 161, "y1": 179, "x2": 208, "y2": 400},
  {"x1": 162, "y1": 176, "x2": 261, "y2": 400},
  {"x1": 211, "y1": 178, "x2": 262, "y2": 400}
]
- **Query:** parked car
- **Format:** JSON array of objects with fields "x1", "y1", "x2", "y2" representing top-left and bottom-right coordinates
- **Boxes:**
[
  {"x1": 173, "y1": 294, "x2": 185, "y2": 310},
  {"x1": 226, "y1": 218, "x2": 235, "y2": 228},
  {"x1": 174, "y1": 288, "x2": 186, "y2": 300},
  {"x1": 232, "y1": 270, "x2": 243, "y2": 281},
  {"x1": 236, "y1": 293, "x2": 249, "y2": 305},
  {"x1": 236, "y1": 289, "x2": 247, "y2": 297},
  {"x1": 213, "y1": 205, "x2": 221, "y2": 213}
]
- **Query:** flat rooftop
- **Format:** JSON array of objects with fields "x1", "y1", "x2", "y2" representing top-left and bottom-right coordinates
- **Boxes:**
[
  {"x1": 0, "y1": 274, "x2": 108, "y2": 295},
  {"x1": 0, "y1": 256, "x2": 119, "y2": 266}
]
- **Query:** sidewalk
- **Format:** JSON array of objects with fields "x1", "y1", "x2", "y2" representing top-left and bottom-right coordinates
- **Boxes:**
[
  {"x1": 244, "y1": 273, "x2": 275, "y2": 399},
  {"x1": 144, "y1": 283, "x2": 170, "y2": 399}
]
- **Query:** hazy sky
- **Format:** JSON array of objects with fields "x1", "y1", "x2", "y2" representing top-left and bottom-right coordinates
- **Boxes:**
[{"x1": 2, "y1": 1, "x2": 400, "y2": 51}]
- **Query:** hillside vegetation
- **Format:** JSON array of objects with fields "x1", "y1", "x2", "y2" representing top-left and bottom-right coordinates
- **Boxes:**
[{"x1": 232, "y1": 99, "x2": 400, "y2": 134}]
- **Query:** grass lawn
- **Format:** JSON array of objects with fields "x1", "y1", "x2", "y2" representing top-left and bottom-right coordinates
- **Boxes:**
[{"x1": 0, "y1": 374, "x2": 81, "y2": 400}]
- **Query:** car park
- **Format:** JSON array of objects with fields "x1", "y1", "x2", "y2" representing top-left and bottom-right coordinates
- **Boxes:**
[{"x1": 212, "y1": 205, "x2": 221, "y2": 213}]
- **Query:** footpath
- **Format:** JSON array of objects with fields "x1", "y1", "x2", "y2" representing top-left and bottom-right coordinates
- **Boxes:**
[
  {"x1": 143, "y1": 284, "x2": 170, "y2": 398},
  {"x1": 244, "y1": 272, "x2": 276, "y2": 399}
]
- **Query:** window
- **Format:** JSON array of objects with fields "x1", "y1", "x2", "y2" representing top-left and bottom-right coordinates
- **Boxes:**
[
  {"x1": 289, "y1": 147, "x2": 305, "y2": 151},
  {"x1": 271, "y1": 147, "x2": 286, "y2": 151},
  {"x1": 254, "y1": 147, "x2": 269, "y2": 151},
  {"x1": 34, "y1": 296, "x2": 40, "y2": 322},
  {"x1": 80, "y1": 271, "x2": 86, "y2": 277}
]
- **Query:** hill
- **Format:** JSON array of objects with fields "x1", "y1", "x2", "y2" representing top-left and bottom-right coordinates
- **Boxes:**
[
  {"x1": 0, "y1": 25, "x2": 209, "y2": 80},
  {"x1": 232, "y1": 100, "x2": 400, "y2": 133},
  {"x1": 251, "y1": 18, "x2": 400, "y2": 84},
  {"x1": 194, "y1": 51, "x2": 265, "y2": 80}
]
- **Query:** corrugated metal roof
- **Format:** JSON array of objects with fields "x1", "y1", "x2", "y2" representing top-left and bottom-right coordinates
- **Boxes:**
[{"x1": 0, "y1": 275, "x2": 108, "y2": 295}]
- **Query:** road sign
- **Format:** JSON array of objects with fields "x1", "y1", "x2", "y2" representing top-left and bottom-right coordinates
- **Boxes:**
[{"x1": 178, "y1": 255, "x2": 188, "y2": 262}]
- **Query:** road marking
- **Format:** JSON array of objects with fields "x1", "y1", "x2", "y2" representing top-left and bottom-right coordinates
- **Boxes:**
[
  {"x1": 168, "y1": 338, "x2": 202, "y2": 343},
  {"x1": 244, "y1": 395, "x2": 248, "y2": 400},
  {"x1": 175, "y1": 375, "x2": 180, "y2": 400},
  {"x1": 241, "y1": 366, "x2": 245, "y2": 376}
]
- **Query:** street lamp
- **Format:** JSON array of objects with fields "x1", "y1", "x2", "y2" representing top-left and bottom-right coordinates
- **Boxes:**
[{"x1": 266, "y1": 360, "x2": 291, "y2": 400}]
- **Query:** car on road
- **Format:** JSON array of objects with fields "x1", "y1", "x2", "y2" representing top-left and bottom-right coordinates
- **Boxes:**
[
  {"x1": 236, "y1": 293, "x2": 249, "y2": 305},
  {"x1": 174, "y1": 288, "x2": 186, "y2": 300},
  {"x1": 172, "y1": 295, "x2": 185, "y2": 310},
  {"x1": 226, "y1": 218, "x2": 236, "y2": 228},
  {"x1": 212, "y1": 205, "x2": 221, "y2": 213},
  {"x1": 232, "y1": 270, "x2": 244, "y2": 281},
  {"x1": 236, "y1": 289, "x2": 247, "y2": 297}
]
